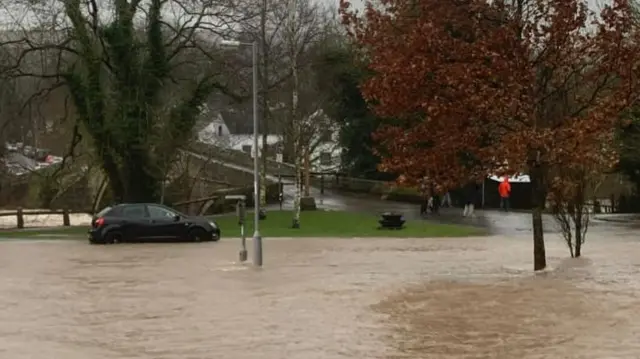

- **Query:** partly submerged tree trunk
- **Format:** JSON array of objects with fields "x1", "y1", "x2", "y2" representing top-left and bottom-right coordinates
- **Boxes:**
[
  {"x1": 575, "y1": 216, "x2": 583, "y2": 257},
  {"x1": 574, "y1": 194, "x2": 585, "y2": 258},
  {"x1": 530, "y1": 164, "x2": 548, "y2": 271}
]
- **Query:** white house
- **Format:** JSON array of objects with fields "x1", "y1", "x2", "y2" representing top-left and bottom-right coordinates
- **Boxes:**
[
  {"x1": 197, "y1": 113, "x2": 231, "y2": 142},
  {"x1": 197, "y1": 109, "x2": 343, "y2": 171}
]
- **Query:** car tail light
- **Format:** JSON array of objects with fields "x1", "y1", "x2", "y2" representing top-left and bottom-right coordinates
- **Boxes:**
[{"x1": 94, "y1": 217, "x2": 105, "y2": 228}]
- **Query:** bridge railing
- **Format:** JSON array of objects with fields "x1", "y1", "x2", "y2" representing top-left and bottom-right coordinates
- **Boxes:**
[
  {"x1": 187, "y1": 142, "x2": 297, "y2": 176},
  {"x1": 277, "y1": 172, "x2": 401, "y2": 197}
]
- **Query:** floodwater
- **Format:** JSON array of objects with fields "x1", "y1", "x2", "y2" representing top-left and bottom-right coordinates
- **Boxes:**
[{"x1": 0, "y1": 234, "x2": 639, "y2": 359}]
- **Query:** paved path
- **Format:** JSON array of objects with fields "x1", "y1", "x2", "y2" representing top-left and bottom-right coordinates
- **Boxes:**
[{"x1": 273, "y1": 191, "x2": 636, "y2": 236}]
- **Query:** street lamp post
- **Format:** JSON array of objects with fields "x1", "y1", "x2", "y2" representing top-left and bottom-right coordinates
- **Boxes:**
[{"x1": 220, "y1": 39, "x2": 262, "y2": 267}]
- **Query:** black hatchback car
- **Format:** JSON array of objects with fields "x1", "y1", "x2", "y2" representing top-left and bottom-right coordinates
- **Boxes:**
[{"x1": 88, "y1": 203, "x2": 221, "y2": 244}]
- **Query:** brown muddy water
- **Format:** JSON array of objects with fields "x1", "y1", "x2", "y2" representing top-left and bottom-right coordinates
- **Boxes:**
[{"x1": 0, "y1": 234, "x2": 638, "y2": 359}]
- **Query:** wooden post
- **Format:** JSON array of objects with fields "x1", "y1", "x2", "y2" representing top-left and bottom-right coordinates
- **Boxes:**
[
  {"x1": 63, "y1": 209, "x2": 70, "y2": 227},
  {"x1": 16, "y1": 207, "x2": 24, "y2": 229},
  {"x1": 320, "y1": 173, "x2": 325, "y2": 194}
]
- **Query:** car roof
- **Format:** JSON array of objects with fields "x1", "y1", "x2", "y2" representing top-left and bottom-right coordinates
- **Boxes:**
[{"x1": 106, "y1": 203, "x2": 190, "y2": 217}]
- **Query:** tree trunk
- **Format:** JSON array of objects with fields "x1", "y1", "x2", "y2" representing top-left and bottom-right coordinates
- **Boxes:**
[
  {"x1": 282, "y1": 133, "x2": 294, "y2": 163},
  {"x1": 304, "y1": 146, "x2": 311, "y2": 197},
  {"x1": 289, "y1": 0, "x2": 300, "y2": 228},
  {"x1": 92, "y1": 175, "x2": 109, "y2": 213},
  {"x1": 530, "y1": 165, "x2": 547, "y2": 271},
  {"x1": 122, "y1": 166, "x2": 158, "y2": 202},
  {"x1": 101, "y1": 151, "x2": 126, "y2": 203},
  {"x1": 260, "y1": 159, "x2": 267, "y2": 207},
  {"x1": 293, "y1": 162, "x2": 302, "y2": 227},
  {"x1": 574, "y1": 180, "x2": 587, "y2": 258},
  {"x1": 575, "y1": 211, "x2": 582, "y2": 258},
  {"x1": 260, "y1": 0, "x2": 268, "y2": 209}
]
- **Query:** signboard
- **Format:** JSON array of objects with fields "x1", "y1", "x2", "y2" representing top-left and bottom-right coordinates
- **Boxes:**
[
  {"x1": 488, "y1": 174, "x2": 530, "y2": 183},
  {"x1": 276, "y1": 153, "x2": 283, "y2": 163}
]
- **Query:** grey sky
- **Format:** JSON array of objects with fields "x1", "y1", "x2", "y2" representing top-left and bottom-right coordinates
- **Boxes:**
[{"x1": 0, "y1": 0, "x2": 613, "y2": 31}]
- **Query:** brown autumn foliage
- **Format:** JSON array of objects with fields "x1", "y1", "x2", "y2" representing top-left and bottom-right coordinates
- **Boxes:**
[
  {"x1": 340, "y1": 0, "x2": 640, "y2": 269},
  {"x1": 341, "y1": 0, "x2": 638, "y2": 187}
]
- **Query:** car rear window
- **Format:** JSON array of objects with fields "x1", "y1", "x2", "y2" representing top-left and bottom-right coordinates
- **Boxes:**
[{"x1": 95, "y1": 206, "x2": 113, "y2": 217}]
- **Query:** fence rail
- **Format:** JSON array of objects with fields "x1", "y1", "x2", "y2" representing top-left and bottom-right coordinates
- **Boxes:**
[
  {"x1": 187, "y1": 142, "x2": 297, "y2": 176},
  {"x1": 0, "y1": 208, "x2": 92, "y2": 229}
]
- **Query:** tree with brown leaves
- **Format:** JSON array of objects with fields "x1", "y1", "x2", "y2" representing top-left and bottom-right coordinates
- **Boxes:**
[{"x1": 341, "y1": 0, "x2": 640, "y2": 270}]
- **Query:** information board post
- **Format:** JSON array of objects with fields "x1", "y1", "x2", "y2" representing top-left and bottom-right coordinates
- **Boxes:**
[{"x1": 226, "y1": 195, "x2": 248, "y2": 262}]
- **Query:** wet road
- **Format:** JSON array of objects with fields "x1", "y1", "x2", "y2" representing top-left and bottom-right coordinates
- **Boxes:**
[{"x1": 0, "y1": 234, "x2": 639, "y2": 358}]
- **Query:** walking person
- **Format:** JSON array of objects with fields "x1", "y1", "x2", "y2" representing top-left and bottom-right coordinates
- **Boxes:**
[
  {"x1": 419, "y1": 180, "x2": 429, "y2": 216},
  {"x1": 498, "y1": 177, "x2": 511, "y2": 212},
  {"x1": 440, "y1": 191, "x2": 452, "y2": 207},
  {"x1": 463, "y1": 180, "x2": 479, "y2": 217},
  {"x1": 420, "y1": 195, "x2": 429, "y2": 216},
  {"x1": 430, "y1": 183, "x2": 441, "y2": 215}
]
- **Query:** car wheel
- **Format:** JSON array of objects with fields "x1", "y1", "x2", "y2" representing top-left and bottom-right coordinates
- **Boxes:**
[
  {"x1": 104, "y1": 231, "x2": 122, "y2": 244},
  {"x1": 188, "y1": 228, "x2": 208, "y2": 242}
]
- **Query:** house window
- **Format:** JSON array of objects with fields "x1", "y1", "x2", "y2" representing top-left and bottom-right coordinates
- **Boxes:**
[
  {"x1": 242, "y1": 145, "x2": 252, "y2": 154},
  {"x1": 320, "y1": 152, "x2": 332, "y2": 166},
  {"x1": 319, "y1": 129, "x2": 332, "y2": 142}
]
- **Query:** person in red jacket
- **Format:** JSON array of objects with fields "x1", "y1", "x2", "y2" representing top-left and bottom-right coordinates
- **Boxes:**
[{"x1": 498, "y1": 177, "x2": 511, "y2": 211}]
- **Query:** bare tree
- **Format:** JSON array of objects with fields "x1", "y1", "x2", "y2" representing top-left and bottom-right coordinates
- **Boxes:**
[
  {"x1": 280, "y1": 0, "x2": 335, "y2": 226},
  {"x1": 223, "y1": 0, "x2": 294, "y2": 209},
  {"x1": 548, "y1": 151, "x2": 611, "y2": 258}
]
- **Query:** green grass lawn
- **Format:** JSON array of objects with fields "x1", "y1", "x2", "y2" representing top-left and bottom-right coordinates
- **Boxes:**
[
  {"x1": 213, "y1": 210, "x2": 484, "y2": 238},
  {"x1": 0, "y1": 210, "x2": 485, "y2": 239}
]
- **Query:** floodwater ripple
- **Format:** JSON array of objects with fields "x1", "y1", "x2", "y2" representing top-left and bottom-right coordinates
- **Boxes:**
[{"x1": 0, "y1": 235, "x2": 637, "y2": 359}]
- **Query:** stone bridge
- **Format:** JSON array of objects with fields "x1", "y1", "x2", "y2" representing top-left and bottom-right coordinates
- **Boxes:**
[{"x1": 187, "y1": 142, "x2": 297, "y2": 177}]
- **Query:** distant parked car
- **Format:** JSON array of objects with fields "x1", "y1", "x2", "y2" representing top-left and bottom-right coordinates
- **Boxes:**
[
  {"x1": 88, "y1": 203, "x2": 221, "y2": 244},
  {"x1": 4, "y1": 142, "x2": 18, "y2": 152},
  {"x1": 34, "y1": 149, "x2": 50, "y2": 162}
]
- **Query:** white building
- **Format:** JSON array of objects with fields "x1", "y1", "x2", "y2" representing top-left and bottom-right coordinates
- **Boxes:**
[
  {"x1": 197, "y1": 113, "x2": 231, "y2": 141},
  {"x1": 197, "y1": 109, "x2": 343, "y2": 170}
]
